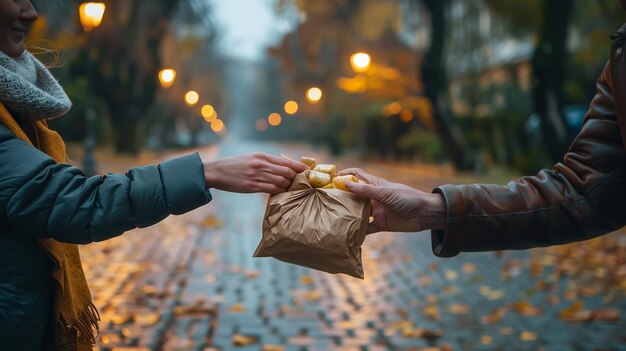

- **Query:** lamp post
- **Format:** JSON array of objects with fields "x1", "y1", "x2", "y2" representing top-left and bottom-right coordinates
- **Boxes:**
[
  {"x1": 79, "y1": 2, "x2": 105, "y2": 177},
  {"x1": 349, "y1": 52, "x2": 371, "y2": 158}
]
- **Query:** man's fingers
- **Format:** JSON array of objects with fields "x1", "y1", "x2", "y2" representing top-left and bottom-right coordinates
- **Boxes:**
[
  {"x1": 338, "y1": 168, "x2": 379, "y2": 184},
  {"x1": 345, "y1": 181, "x2": 389, "y2": 203}
]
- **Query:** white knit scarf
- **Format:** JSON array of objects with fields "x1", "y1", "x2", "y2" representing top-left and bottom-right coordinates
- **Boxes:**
[{"x1": 0, "y1": 50, "x2": 71, "y2": 120}]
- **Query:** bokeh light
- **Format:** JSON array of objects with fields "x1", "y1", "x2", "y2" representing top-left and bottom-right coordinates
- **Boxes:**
[
  {"x1": 158, "y1": 69, "x2": 176, "y2": 88},
  {"x1": 185, "y1": 91, "x2": 199, "y2": 106},
  {"x1": 201, "y1": 104, "x2": 216, "y2": 121},
  {"x1": 350, "y1": 52, "x2": 371, "y2": 73},
  {"x1": 383, "y1": 101, "x2": 402, "y2": 116},
  {"x1": 211, "y1": 119, "x2": 224, "y2": 133},
  {"x1": 255, "y1": 119, "x2": 269, "y2": 132},
  {"x1": 268, "y1": 113, "x2": 282, "y2": 126},
  {"x1": 400, "y1": 109, "x2": 413, "y2": 122},
  {"x1": 306, "y1": 87, "x2": 322, "y2": 104},
  {"x1": 79, "y1": 2, "x2": 106, "y2": 32},
  {"x1": 284, "y1": 100, "x2": 299, "y2": 115}
]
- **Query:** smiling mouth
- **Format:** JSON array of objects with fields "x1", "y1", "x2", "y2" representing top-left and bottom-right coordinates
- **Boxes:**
[{"x1": 10, "y1": 27, "x2": 26, "y2": 41}]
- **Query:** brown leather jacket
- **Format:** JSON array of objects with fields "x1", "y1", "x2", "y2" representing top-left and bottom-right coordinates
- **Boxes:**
[{"x1": 432, "y1": 24, "x2": 626, "y2": 257}]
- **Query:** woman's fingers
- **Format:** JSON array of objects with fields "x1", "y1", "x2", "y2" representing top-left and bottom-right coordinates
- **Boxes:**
[
  {"x1": 254, "y1": 183, "x2": 286, "y2": 194},
  {"x1": 263, "y1": 153, "x2": 309, "y2": 173},
  {"x1": 256, "y1": 172, "x2": 291, "y2": 189},
  {"x1": 262, "y1": 163, "x2": 297, "y2": 179}
]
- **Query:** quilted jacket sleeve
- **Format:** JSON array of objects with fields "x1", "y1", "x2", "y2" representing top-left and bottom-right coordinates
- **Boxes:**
[{"x1": 0, "y1": 125, "x2": 212, "y2": 244}]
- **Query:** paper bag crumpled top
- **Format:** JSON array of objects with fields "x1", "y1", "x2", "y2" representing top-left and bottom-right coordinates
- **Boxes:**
[{"x1": 254, "y1": 171, "x2": 371, "y2": 279}]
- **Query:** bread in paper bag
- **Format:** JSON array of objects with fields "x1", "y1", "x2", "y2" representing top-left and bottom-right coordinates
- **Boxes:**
[{"x1": 254, "y1": 171, "x2": 371, "y2": 279}]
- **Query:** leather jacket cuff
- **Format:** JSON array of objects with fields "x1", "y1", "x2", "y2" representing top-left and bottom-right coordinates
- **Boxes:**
[{"x1": 431, "y1": 185, "x2": 465, "y2": 257}]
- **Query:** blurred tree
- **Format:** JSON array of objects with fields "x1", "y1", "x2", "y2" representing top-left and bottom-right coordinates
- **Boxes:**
[
  {"x1": 485, "y1": 0, "x2": 573, "y2": 162},
  {"x1": 486, "y1": 0, "x2": 623, "y2": 163},
  {"x1": 566, "y1": 0, "x2": 624, "y2": 104},
  {"x1": 415, "y1": 0, "x2": 471, "y2": 170},
  {"x1": 88, "y1": 0, "x2": 216, "y2": 154},
  {"x1": 30, "y1": 0, "x2": 217, "y2": 154},
  {"x1": 531, "y1": 0, "x2": 574, "y2": 162}
]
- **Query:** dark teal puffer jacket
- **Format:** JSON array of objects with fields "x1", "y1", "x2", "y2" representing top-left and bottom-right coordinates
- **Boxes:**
[{"x1": 0, "y1": 125, "x2": 212, "y2": 350}]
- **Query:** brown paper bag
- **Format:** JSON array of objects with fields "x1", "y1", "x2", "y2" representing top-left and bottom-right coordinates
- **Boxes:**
[{"x1": 254, "y1": 171, "x2": 371, "y2": 279}]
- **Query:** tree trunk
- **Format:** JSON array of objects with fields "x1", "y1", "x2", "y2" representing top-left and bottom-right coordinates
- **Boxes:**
[
  {"x1": 89, "y1": 0, "x2": 177, "y2": 155},
  {"x1": 420, "y1": 0, "x2": 471, "y2": 170},
  {"x1": 111, "y1": 107, "x2": 142, "y2": 154},
  {"x1": 532, "y1": 0, "x2": 574, "y2": 163}
]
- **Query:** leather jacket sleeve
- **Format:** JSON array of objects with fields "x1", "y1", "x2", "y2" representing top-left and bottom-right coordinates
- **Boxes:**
[{"x1": 431, "y1": 61, "x2": 626, "y2": 257}]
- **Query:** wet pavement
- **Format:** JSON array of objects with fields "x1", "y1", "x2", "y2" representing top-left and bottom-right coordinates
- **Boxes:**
[{"x1": 85, "y1": 140, "x2": 626, "y2": 351}]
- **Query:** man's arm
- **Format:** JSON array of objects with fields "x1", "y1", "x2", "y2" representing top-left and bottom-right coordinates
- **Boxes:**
[{"x1": 342, "y1": 62, "x2": 626, "y2": 257}]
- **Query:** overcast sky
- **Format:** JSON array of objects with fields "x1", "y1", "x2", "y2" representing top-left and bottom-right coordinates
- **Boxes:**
[{"x1": 211, "y1": 0, "x2": 295, "y2": 60}]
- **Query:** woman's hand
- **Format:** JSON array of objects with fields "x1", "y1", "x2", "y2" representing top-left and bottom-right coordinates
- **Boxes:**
[
  {"x1": 337, "y1": 168, "x2": 447, "y2": 233},
  {"x1": 203, "y1": 153, "x2": 309, "y2": 194}
]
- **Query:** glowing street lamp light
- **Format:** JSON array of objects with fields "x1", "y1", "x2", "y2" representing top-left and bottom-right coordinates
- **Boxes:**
[
  {"x1": 158, "y1": 69, "x2": 176, "y2": 89},
  {"x1": 350, "y1": 52, "x2": 371, "y2": 73},
  {"x1": 306, "y1": 87, "x2": 322, "y2": 104},
  {"x1": 255, "y1": 119, "x2": 268, "y2": 132},
  {"x1": 79, "y1": 2, "x2": 106, "y2": 32},
  {"x1": 284, "y1": 100, "x2": 299, "y2": 115},
  {"x1": 201, "y1": 104, "x2": 216, "y2": 121},
  {"x1": 211, "y1": 119, "x2": 225, "y2": 133},
  {"x1": 268, "y1": 112, "x2": 282, "y2": 126},
  {"x1": 185, "y1": 90, "x2": 199, "y2": 106}
]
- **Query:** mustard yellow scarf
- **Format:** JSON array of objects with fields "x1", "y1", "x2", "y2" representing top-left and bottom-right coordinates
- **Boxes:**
[{"x1": 0, "y1": 102, "x2": 99, "y2": 350}]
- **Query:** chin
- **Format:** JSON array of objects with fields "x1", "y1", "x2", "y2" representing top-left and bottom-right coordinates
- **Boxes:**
[{"x1": 6, "y1": 45, "x2": 26, "y2": 58}]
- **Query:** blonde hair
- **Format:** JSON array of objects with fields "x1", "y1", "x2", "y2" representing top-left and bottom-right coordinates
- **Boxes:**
[{"x1": 25, "y1": 42, "x2": 61, "y2": 69}]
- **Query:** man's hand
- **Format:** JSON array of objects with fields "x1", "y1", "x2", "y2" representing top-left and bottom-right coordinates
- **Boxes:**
[
  {"x1": 203, "y1": 153, "x2": 309, "y2": 194},
  {"x1": 338, "y1": 168, "x2": 447, "y2": 233}
]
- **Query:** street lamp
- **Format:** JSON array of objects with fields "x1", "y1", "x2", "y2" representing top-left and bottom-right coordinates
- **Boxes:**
[
  {"x1": 79, "y1": 2, "x2": 106, "y2": 32},
  {"x1": 350, "y1": 52, "x2": 371, "y2": 73},
  {"x1": 158, "y1": 68, "x2": 176, "y2": 89},
  {"x1": 79, "y1": 2, "x2": 106, "y2": 177},
  {"x1": 306, "y1": 87, "x2": 322, "y2": 104}
]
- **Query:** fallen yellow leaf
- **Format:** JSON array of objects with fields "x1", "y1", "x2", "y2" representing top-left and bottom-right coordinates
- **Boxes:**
[
  {"x1": 519, "y1": 331, "x2": 537, "y2": 341},
  {"x1": 232, "y1": 334, "x2": 258, "y2": 346},
  {"x1": 229, "y1": 303, "x2": 245, "y2": 313},
  {"x1": 447, "y1": 304, "x2": 471, "y2": 315}
]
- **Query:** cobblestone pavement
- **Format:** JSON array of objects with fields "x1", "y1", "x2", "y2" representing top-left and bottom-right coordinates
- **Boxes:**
[{"x1": 85, "y1": 140, "x2": 626, "y2": 351}]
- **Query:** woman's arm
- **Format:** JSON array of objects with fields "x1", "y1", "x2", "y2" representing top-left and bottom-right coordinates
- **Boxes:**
[
  {"x1": 0, "y1": 127, "x2": 307, "y2": 244},
  {"x1": 0, "y1": 129, "x2": 211, "y2": 243}
]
